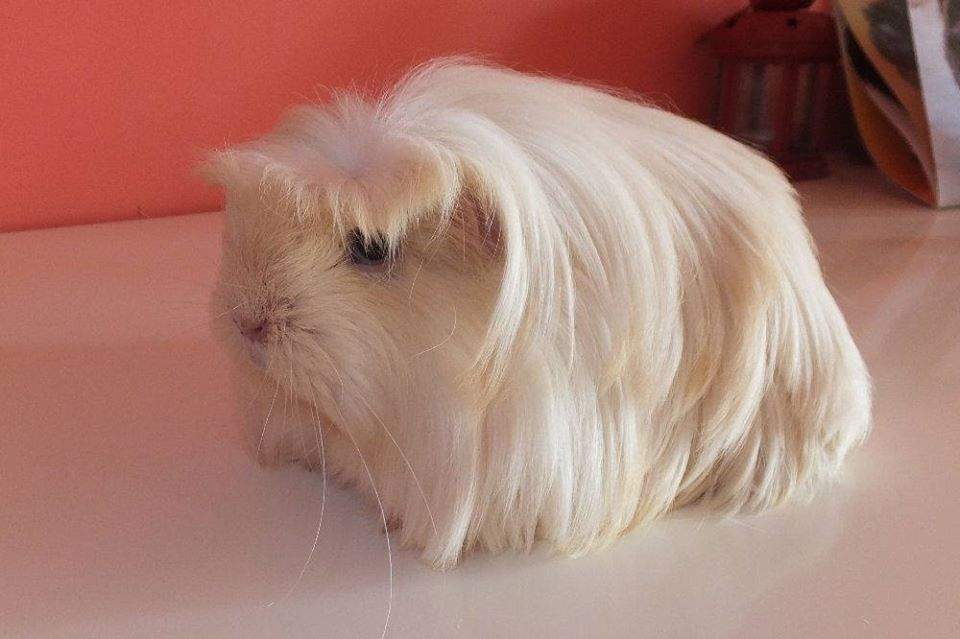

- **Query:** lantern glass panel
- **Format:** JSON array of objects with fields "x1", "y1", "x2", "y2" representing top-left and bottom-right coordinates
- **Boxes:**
[{"x1": 737, "y1": 62, "x2": 778, "y2": 149}]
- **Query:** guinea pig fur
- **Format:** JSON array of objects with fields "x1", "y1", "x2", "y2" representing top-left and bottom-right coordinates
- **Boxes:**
[{"x1": 201, "y1": 59, "x2": 871, "y2": 569}]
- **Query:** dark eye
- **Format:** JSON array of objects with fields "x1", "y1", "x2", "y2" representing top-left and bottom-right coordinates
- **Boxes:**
[{"x1": 346, "y1": 229, "x2": 390, "y2": 266}]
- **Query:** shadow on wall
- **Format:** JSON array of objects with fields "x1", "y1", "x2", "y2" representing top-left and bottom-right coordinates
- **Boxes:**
[{"x1": 1, "y1": 1, "x2": 746, "y2": 231}]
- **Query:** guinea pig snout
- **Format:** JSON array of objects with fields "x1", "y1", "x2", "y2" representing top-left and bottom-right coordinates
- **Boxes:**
[
  {"x1": 241, "y1": 321, "x2": 268, "y2": 343},
  {"x1": 233, "y1": 314, "x2": 272, "y2": 344}
]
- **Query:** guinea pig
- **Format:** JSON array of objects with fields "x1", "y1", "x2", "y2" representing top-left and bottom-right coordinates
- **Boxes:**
[{"x1": 201, "y1": 59, "x2": 871, "y2": 569}]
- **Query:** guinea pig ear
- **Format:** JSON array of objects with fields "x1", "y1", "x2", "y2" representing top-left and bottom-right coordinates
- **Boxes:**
[
  {"x1": 197, "y1": 149, "x2": 272, "y2": 193},
  {"x1": 198, "y1": 142, "x2": 341, "y2": 224}
]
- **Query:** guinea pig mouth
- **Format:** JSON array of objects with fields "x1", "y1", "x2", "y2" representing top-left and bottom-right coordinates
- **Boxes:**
[{"x1": 243, "y1": 340, "x2": 268, "y2": 369}]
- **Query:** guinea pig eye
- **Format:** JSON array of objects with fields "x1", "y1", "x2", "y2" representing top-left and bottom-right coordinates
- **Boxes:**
[{"x1": 346, "y1": 229, "x2": 390, "y2": 266}]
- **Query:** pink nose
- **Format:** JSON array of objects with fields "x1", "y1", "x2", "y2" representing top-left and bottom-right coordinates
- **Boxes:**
[{"x1": 240, "y1": 321, "x2": 268, "y2": 343}]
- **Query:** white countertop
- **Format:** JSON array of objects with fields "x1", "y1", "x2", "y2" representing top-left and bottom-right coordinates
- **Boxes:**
[{"x1": 2, "y1": 164, "x2": 959, "y2": 638}]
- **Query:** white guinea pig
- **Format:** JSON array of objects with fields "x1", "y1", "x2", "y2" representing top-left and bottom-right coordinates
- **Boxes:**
[{"x1": 202, "y1": 59, "x2": 871, "y2": 569}]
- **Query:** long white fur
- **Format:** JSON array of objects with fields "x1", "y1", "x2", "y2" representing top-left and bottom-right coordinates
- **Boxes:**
[{"x1": 203, "y1": 59, "x2": 871, "y2": 569}]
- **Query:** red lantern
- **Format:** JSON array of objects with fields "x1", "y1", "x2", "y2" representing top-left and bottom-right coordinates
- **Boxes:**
[{"x1": 702, "y1": 0, "x2": 839, "y2": 180}]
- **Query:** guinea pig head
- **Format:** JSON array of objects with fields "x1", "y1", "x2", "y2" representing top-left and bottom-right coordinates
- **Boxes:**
[{"x1": 201, "y1": 101, "x2": 509, "y2": 443}]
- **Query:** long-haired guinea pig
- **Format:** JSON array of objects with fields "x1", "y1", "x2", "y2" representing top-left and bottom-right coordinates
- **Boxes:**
[{"x1": 201, "y1": 59, "x2": 870, "y2": 568}]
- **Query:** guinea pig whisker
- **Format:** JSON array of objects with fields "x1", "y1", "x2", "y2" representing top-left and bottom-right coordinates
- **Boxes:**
[
  {"x1": 353, "y1": 391, "x2": 439, "y2": 541},
  {"x1": 407, "y1": 238, "x2": 444, "y2": 304},
  {"x1": 279, "y1": 373, "x2": 290, "y2": 457},
  {"x1": 241, "y1": 363, "x2": 270, "y2": 421},
  {"x1": 414, "y1": 308, "x2": 458, "y2": 358},
  {"x1": 407, "y1": 257, "x2": 427, "y2": 304},
  {"x1": 313, "y1": 345, "x2": 439, "y2": 540},
  {"x1": 314, "y1": 347, "x2": 346, "y2": 408},
  {"x1": 288, "y1": 359, "x2": 310, "y2": 466},
  {"x1": 340, "y1": 423, "x2": 393, "y2": 639},
  {"x1": 268, "y1": 392, "x2": 329, "y2": 607},
  {"x1": 256, "y1": 378, "x2": 281, "y2": 463},
  {"x1": 306, "y1": 396, "x2": 329, "y2": 574},
  {"x1": 212, "y1": 303, "x2": 244, "y2": 321}
]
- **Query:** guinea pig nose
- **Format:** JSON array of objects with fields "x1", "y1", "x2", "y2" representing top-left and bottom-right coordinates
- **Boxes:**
[{"x1": 240, "y1": 320, "x2": 269, "y2": 343}]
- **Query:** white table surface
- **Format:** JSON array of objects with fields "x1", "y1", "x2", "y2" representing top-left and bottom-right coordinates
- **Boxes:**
[{"x1": 2, "y1": 164, "x2": 959, "y2": 638}]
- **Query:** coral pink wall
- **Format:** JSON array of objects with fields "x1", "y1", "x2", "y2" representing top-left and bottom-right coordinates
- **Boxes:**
[{"x1": 1, "y1": 1, "x2": 748, "y2": 232}]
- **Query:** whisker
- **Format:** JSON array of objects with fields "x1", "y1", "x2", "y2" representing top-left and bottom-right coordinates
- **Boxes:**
[
  {"x1": 407, "y1": 238, "x2": 444, "y2": 304},
  {"x1": 407, "y1": 256, "x2": 428, "y2": 304},
  {"x1": 289, "y1": 358, "x2": 309, "y2": 467},
  {"x1": 414, "y1": 308, "x2": 457, "y2": 357},
  {"x1": 256, "y1": 379, "x2": 281, "y2": 462},
  {"x1": 341, "y1": 424, "x2": 393, "y2": 639},
  {"x1": 278, "y1": 371, "x2": 291, "y2": 467},
  {"x1": 315, "y1": 347, "x2": 346, "y2": 404},
  {"x1": 314, "y1": 347, "x2": 439, "y2": 541},
  {"x1": 292, "y1": 394, "x2": 328, "y2": 587},
  {"x1": 241, "y1": 367, "x2": 270, "y2": 421},
  {"x1": 353, "y1": 392, "x2": 439, "y2": 541},
  {"x1": 266, "y1": 388, "x2": 329, "y2": 607},
  {"x1": 212, "y1": 303, "x2": 244, "y2": 320},
  {"x1": 461, "y1": 212, "x2": 468, "y2": 266}
]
